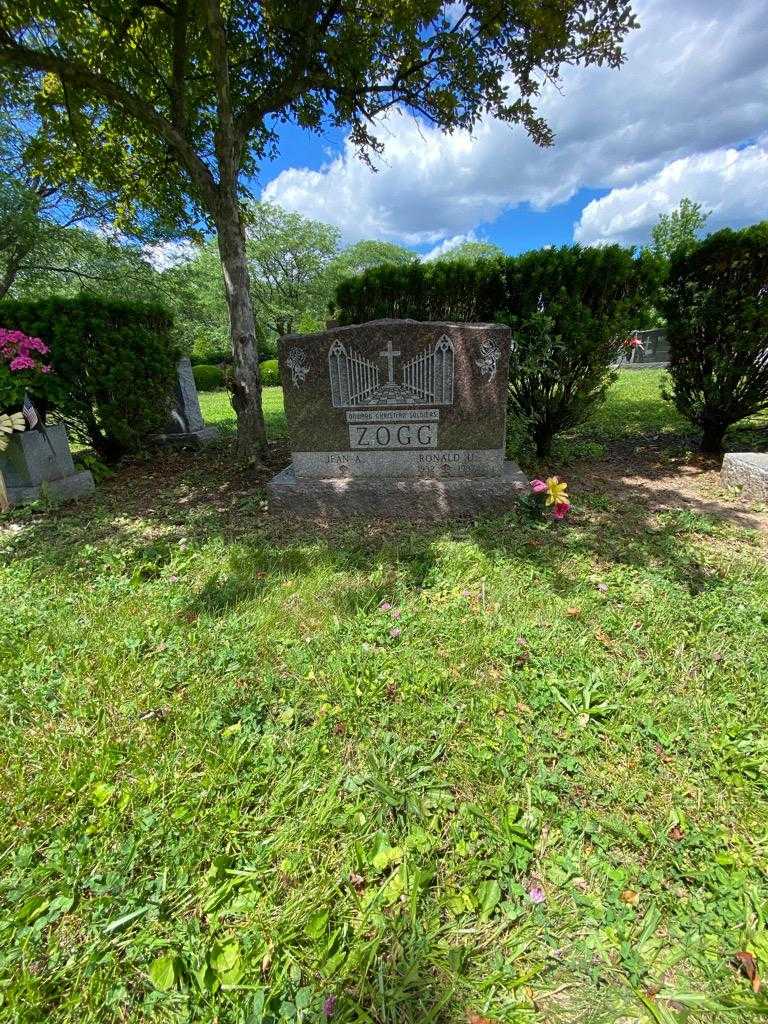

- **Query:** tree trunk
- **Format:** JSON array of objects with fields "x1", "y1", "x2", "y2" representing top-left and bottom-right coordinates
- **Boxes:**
[
  {"x1": 0, "y1": 252, "x2": 21, "y2": 299},
  {"x1": 700, "y1": 422, "x2": 726, "y2": 454},
  {"x1": 215, "y1": 201, "x2": 266, "y2": 460},
  {"x1": 534, "y1": 422, "x2": 554, "y2": 460}
]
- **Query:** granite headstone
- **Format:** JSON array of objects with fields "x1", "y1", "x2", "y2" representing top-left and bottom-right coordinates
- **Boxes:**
[
  {"x1": 0, "y1": 423, "x2": 94, "y2": 510},
  {"x1": 268, "y1": 319, "x2": 527, "y2": 518},
  {"x1": 152, "y1": 357, "x2": 219, "y2": 447},
  {"x1": 721, "y1": 452, "x2": 768, "y2": 501},
  {"x1": 616, "y1": 328, "x2": 670, "y2": 368}
]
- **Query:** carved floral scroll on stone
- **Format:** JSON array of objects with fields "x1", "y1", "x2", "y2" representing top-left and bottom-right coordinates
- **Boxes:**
[
  {"x1": 285, "y1": 348, "x2": 309, "y2": 387},
  {"x1": 475, "y1": 340, "x2": 501, "y2": 382}
]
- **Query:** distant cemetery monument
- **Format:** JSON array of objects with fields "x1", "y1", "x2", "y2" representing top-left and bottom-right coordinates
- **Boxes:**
[
  {"x1": 269, "y1": 319, "x2": 528, "y2": 518},
  {"x1": 152, "y1": 357, "x2": 219, "y2": 448},
  {"x1": 616, "y1": 328, "x2": 670, "y2": 368}
]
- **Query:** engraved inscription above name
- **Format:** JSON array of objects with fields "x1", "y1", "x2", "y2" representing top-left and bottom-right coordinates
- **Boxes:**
[
  {"x1": 346, "y1": 409, "x2": 439, "y2": 424},
  {"x1": 349, "y1": 421, "x2": 437, "y2": 450}
]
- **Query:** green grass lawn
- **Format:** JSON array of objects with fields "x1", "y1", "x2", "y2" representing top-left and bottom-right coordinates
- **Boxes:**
[
  {"x1": 200, "y1": 387, "x2": 287, "y2": 439},
  {"x1": 2, "y1": 374, "x2": 767, "y2": 1023}
]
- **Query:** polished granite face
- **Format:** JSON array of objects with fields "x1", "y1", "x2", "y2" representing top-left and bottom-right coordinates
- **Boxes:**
[{"x1": 278, "y1": 319, "x2": 511, "y2": 479}]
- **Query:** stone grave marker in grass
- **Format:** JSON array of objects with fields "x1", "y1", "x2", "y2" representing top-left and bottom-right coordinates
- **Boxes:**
[
  {"x1": 0, "y1": 423, "x2": 94, "y2": 510},
  {"x1": 721, "y1": 452, "x2": 768, "y2": 501},
  {"x1": 268, "y1": 318, "x2": 528, "y2": 518},
  {"x1": 151, "y1": 357, "x2": 220, "y2": 448}
]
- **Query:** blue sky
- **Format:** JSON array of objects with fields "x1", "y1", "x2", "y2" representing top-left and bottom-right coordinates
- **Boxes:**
[{"x1": 253, "y1": 0, "x2": 768, "y2": 260}]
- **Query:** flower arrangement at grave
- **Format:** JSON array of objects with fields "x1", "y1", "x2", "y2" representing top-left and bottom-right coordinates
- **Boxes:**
[
  {"x1": 621, "y1": 331, "x2": 645, "y2": 361},
  {"x1": 0, "y1": 328, "x2": 62, "y2": 424},
  {"x1": 530, "y1": 476, "x2": 571, "y2": 520}
]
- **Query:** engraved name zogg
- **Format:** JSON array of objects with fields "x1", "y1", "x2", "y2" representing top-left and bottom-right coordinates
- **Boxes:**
[{"x1": 349, "y1": 421, "x2": 438, "y2": 450}]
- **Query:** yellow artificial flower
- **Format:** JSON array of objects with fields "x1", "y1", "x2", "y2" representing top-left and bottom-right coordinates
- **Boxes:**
[
  {"x1": 0, "y1": 411, "x2": 26, "y2": 452},
  {"x1": 544, "y1": 476, "x2": 569, "y2": 507}
]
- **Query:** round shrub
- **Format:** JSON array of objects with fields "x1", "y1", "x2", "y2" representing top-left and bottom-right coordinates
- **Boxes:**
[
  {"x1": 663, "y1": 223, "x2": 768, "y2": 452},
  {"x1": 504, "y1": 245, "x2": 653, "y2": 458},
  {"x1": 260, "y1": 359, "x2": 280, "y2": 386},
  {"x1": 192, "y1": 363, "x2": 224, "y2": 391}
]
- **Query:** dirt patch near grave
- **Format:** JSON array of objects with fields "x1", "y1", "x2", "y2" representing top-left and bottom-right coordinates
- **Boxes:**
[{"x1": 573, "y1": 436, "x2": 768, "y2": 536}]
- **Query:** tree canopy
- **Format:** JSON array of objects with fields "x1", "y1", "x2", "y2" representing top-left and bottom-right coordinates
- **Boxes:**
[
  {"x1": 650, "y1": 197, "x2": 711, "y2": 261},
  {"x1": 431, "y1": 240, "x2": 505, "y2": 263},
  {"x1": 161, "y1": 204, "x2": 422, "y2": 356}
]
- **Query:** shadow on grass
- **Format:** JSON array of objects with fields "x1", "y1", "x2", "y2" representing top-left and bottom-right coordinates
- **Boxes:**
[{"x1": 3, "y1": 419, "x2": 764, "y2": 623}]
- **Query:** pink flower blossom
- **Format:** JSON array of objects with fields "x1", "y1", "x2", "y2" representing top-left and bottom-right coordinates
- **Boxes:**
[
  {"x1": 529, "y1": 885, "x2": 546, "y2": 904},
  {"x1": 9, "y1": 355, "x2": 36, "y2": 372},
  {"x1": 0, "y1": 328, "x2": 53, "y2": 375},
  {"x1": 379, "y1": 601, "x2": 392, "y2": 611},
  {"x1": 389, "y1": 627, "x2": 401, "y2": 639},
  {"x1": 24, "y1": 336, "x2": 48, "y2": 355},
  {"x1": 323, "y1": 995, "x2": 337, "y2": 1018},
  {"x1": 530, "y1": 478, "x2": 548, "y2": 494},
  {"x1": 552, "y1": 501, "x2": 570, "y2": 520}
]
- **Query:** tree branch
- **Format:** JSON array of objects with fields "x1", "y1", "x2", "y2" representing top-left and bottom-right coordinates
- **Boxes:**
[
  {"x1": 170, "y1": 0, "x2": 190, "y2": 134},
  {"x1": 0, "y1": 35, "x2": 217, "y2": 205},
  {"x1": 203, "y1": 0, "x2": 238, "y2": 195}
]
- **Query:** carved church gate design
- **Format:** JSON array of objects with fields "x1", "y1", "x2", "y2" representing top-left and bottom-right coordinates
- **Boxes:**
[{"x1": 328, "y1": 335, "x2": 454, "y2": 408}]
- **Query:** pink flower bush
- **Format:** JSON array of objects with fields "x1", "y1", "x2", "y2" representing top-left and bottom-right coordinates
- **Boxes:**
[
  {"x1": 0, "y1": 327, "x2": 57, "y2": 417},
  {"x1": 9, "y1": 355, "x2": 36, "y2": 372},
  {"x1": 0, "y1": 328, "x2": 53, "y2": 375}
]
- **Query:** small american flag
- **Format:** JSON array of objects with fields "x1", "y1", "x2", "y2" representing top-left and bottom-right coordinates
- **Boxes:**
[{"x1": 22, "y1": 394, "x2": 39, "y2": 430}]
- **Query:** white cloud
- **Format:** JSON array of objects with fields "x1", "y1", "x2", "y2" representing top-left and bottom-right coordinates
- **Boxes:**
[
  {"x1": 421, "y1": 232, "x2": 477, "y2": 261},
  {"x1": 262, "y1": 0, "x2": 768, "y2": 247},
  {"x1": 574, "y1": 141, "x2": 768, "y2": 245},
  {"x1": 144, "y1": 239, "x2": 197, "y2": 271}
]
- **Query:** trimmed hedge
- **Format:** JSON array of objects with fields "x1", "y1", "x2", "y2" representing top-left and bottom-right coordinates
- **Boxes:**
[
  {"x1": 191, "y1": 349, "x2": 232, "y2": 367},
  {"x1": 335, "y1": 257, "x2": 506, "y2": 325},
  {"x1": 663, "y1": 224, "x2": 768, "y2": 451},
  {"x1": 192, "y1": 363, "x2": 225, "y2": 391},
  {"x1": 260, "y1": 359, "x2": 280, "y2": 387},
  {"x1": 0, "y1": 296, "x2": 177, "y2": 460}
]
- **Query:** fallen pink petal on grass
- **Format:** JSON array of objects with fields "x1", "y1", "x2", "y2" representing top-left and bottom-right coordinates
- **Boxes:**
[{"x1": 529, "y1": 885, "x2": 546, "y2": 904}]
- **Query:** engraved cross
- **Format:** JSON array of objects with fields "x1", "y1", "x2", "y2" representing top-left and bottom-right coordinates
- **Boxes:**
[{"x1": 379, "y1": 338, "x2": 401, "y2": 384}]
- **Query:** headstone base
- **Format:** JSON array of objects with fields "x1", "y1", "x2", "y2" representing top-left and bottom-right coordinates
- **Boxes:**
[
  {"x1": 267, "y1": 462, "x2": 529, "y2": 519},
  {"x1": 150, "y1": 426, "x2": 220, "y2": 449},
  {"x1": 721, "y1": 452, "x2": 768, "y2": 501},
  {"x1": 1, "y1": 471, "x2": 95, "y2": 511}
]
